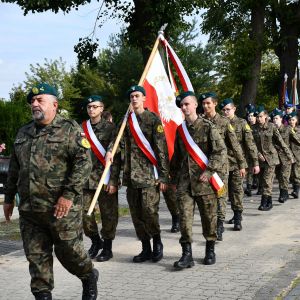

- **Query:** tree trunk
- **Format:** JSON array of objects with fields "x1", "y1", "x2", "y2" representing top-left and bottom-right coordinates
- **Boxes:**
[{"x1": 239, "y1": 2, "x2": 265, "y2": 113}]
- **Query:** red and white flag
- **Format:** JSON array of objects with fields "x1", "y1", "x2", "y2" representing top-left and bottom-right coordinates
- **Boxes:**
[{"x1": 143, "y1": 37, "x2": 193, "y2": 159}]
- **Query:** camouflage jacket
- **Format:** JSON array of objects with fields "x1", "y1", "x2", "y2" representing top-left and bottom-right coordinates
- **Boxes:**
[
  {"x1": 83, "y1": 119, "x2": 121, "y2": 190},
  {"x1": 252, "y1": 122, "x2": 293, "y2": 166},
  {"x1": 289, "y1": 126, "x2": 300, "y2": 163},
  {"x1": 203, "y1": 112, "x2": 246, "y2": 172},
  {"x1": 120, "y1": 109, "x2": 169, "y2": 188},
  {"x1": 4, "y1": 115, "x2": 92, "y2": 212},
  {"x1": 170, "y1": 116, "x2": 227, "y2": 196},
  {"x1": 229, "y1": 115, "x2": 259, "y2": 169},
  {"x1": 276, "y1": 125, "x2": 300, "y2": 164}
]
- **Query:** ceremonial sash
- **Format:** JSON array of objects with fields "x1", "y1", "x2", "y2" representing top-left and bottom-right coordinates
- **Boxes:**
[
  {"x1": 128, "y1": 112, "x2": 158, "y2": 179},
  {"x1": 82, "y1": 120, "x2": 110, "y2": 185},
  {"x1": 177, "y1": 121, "x2": 225, "y2": 195}
]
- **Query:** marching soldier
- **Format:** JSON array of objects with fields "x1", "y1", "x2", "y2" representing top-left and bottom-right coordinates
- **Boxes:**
[
  {"x1": 287, "y1": 111, "x2": 300, "y2": 198},
  {"x1": 220, "y1": 98, "x2": 259, "y2": 230},
  {"x1": 4, "y1": 83, "x2": 98, "y2": 300},
  {"x1": 201, "y1": 92, "x2": 246, "y2": 240},
  {"x1": 170, "y1": 91, "x2": 227, "y2": 268},
  {"x1": 82, "y1": 95, "x2": 120, "y2": 262},
  {"x1": 252, "y1": 105, "x2": 293, "y2": 210},
  {"x1": 107, "y1": 85, "x2": 169, "y2": 263}
]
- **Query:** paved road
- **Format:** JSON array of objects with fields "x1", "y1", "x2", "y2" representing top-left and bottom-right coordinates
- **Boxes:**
[{"x1": 1, "y1": 186, "x2": 300, "y2": 299}]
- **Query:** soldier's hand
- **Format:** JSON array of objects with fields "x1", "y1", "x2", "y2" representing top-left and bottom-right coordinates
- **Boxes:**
[
  {"x1": 159, "y1": 183, "x2": 167, "y2": 192},
  {"x1": 54, "y1": 197, "x2": 73, "y2": 219},
  {"x1": 169, "y1": 184, "x2": 177, "y2": 192},
  {"x1": 199, "y1": 173, "x2": 209, "y2": 182},
  {"x1": 252, "y1": 165, "x2": 260, "y2": 174},
  {"x1": 3, "y1": 203, "x2": 14, "y2": 222},
  {"x1": 106, "y1": 185, "x2": 117, "y2": 194},
  {"x1": 105, "y1": 151, "x2": 113, "y2": 163},
  {"x1": 239, "y1": 168, "x2": 246, "y2": 178}
]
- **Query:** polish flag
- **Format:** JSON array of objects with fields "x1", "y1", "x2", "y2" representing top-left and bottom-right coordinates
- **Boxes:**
[{"x1": 143, "y1": 38, "x2": 193, "y2": 160}]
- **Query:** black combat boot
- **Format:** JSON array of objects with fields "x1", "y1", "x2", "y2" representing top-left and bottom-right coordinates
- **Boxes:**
[
  {"x1": 203, "y1": 240, "x2": 216, "y2": 265},
  {"x1": 228, "y1": 211, "x2": 243, "y2": 224},
  {"x1": 88, "y1": 235, "x2": 103, "y2": 259},
  {"x1": 233, "y1": 211, "x2": 242, "y2": 231},
  {"x1": 133, "y1": 239, "x2": 152, "y2": 263},
  {"x1": 258, "y1": 195, "x2": 268, "y2": 211},
  {"x1": 170, "y1": 214, "x2": 180, "y2": 233},
  {"x1": 217, "y1": 218, "x2": 224, "y2": 241},
  {"x1": 96, "y1": 239, "x2": 113, "y2": 262},
  {"x1": 244, "y1": 184, "x2": 252, "y2": 196},
  {"x1": 291, "y1": 185, "x2": 299, "y2": 199},
  {"x1": 266, "y1": 195, "x2": 273, "y2": 210},
  {"x1": 152, "y1": 234, "x2": 163, "y2": 262},
  {"x1": 82, "y1": 268, "x2": 99, "y2": 300},
  {"x1": 278, "y1": 189, "x2": 284, "y2": 203},
  {"x1": 34, "y1": 292, "x2": 52, "y2": 300},
  {"x1": 283, "y1": 189, "x2": 289, "y2": 202},
  {"x1": 173, "y1": 242, "x2": 194, "y2": 270}
]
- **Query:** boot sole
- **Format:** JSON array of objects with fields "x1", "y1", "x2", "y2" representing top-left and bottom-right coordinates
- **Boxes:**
[{"x1": 173, "y1": 261, "x2": 195, "y2": 270}]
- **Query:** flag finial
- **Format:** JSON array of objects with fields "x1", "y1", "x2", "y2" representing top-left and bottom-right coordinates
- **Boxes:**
[{"x1": 158, "y1": 24, "x2": 168, "y2": 37}]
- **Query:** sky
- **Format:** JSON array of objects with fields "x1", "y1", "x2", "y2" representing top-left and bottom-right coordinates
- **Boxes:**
[
  {"x1": 0, "y1": 2, "x2": 208, "y2": 100},
  {"x1": 0, "y1": 1, "x2": 122, "y2": 100}
]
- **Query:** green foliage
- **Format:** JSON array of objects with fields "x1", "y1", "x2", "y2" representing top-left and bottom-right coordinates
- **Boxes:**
[
  {"x1": 74, "y1": 37, "x2": 99, "y2": 66},
  {"x1": 0, "y1": 99, "x2": 31, "y2": 154},
  {"x1": 0, "y1": 0, "x2": 93, "y2": 14}
]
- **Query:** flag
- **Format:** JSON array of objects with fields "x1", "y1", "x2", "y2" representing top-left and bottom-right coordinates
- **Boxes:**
[
  {"x1": 143, "y1": 37, "x2": 193, "y2": 160},
  {"x1": 292, "y1": 67, "x2": 299, "y2": 106},
  {"x1": 280, "y1": 73, "x2": 289, "y2": 108}
]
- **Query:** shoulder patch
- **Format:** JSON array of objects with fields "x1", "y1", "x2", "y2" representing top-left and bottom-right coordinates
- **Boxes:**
[
  {"x1": 291, "y1": 128, "x2": 296, "y2": 134},
  {"x1": 245, "y1": 123, "x2": 251, "y2": 131},
  {"x1": 228, "y1": 124, "x2": 234, "y2": 132},
  {"x1": 157, "y1": 124, "x2": 164, "y2": 133},
  {"x1": 81, "y1": 138, "x2": 91, "y2": 149}
]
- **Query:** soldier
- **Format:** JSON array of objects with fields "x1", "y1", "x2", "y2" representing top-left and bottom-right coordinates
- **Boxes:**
[
  {"x1": 220, "y1": 98, "x2": 259, "y2": 230},
  {"x1": 107, "y1": 85, "x2": 169, "y2": 263},
  {"x1": 244, "y1": 107, "x2": 259, "y2": 196},
  {"x1": 287, "y1": 111, "x2": 300, "y2": 198},
  {"x1": 201, "y1": 92, "x2": 246, "y2": 241},
  {"x1": 82, "y1": 95, "x2": 120, "y2": 262},
  {"x1": 170, "y1": 91, "x2": 227, "y2": 268},
  {"x1": 283, "y1": 103, "x2": 296, "y2": 125},
  {"x1": 3, "y1": 83, "x2": 98, "y2": 300},
  {"x1": 272, "y1": 109, "x2": 300, "y2": 202},
  {"x1": 252, "y1": 105, "x2": 293, "y2": 210}
]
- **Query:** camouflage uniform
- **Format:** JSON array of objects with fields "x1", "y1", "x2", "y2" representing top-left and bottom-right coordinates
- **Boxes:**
[
  {"x1": 252, "y1": 121, "x2": 293, "y2": 209},
  {"x1": 289, "y1": 126, "x2": 300, "y2": 197},
  {"x1": 228, "y1": 116, "x2": 258, "y2": 216},
  {"x1": 121, "y1": 110, "x2": 169, "y2": 242},
  {"x1": 203, "y1": 113, "x2": 245, "y2": 238},
  {"x1": 275, "y1": 125, "x2": 300, "y2": 199},
  {"x1": 82, "y1": 119, "x2": 120, "y2": 240},
  {"x1": 4, "y1": 115, "x2": 93, "y2": 295},
  {"x1": 170, "y1": 116, "x2": 227, "y2": 243}
]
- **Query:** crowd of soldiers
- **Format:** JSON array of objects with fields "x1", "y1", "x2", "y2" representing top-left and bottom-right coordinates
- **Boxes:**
[{"x1": 3, "y1": 82, "x2": 300, "y2": 300}]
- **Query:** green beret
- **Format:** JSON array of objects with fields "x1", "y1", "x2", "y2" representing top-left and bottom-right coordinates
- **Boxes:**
[
  {"x1": 85, "y1": 95, "x2": 103, "y2": 106},
  {"x1": 287, "y1": 111, "x2": 298, "y2": 119},
  {"x1": 272, "y1": 108, "x2": 283, "y2": 118},
  {"x1": 255, "y1": 105, "x2": 266, "y2": 116},
  {"x1": 245, "y1": 103, "x2": 255, "y2": 112},
  {"x1": 175, "y1": 91, "x2": 196, "y2": 108},
  {"x1": 198, "y1": 92, "x2": 218, "y2": 102},
  {"x1": 27, "y1": 83, "x2": 58, "y2": 103},
  {"x1": 219, "y1": 98, "x2": 234, "y2": 110},
  {"x1": 247, "y1": 107, "x2": 256, "y2": 115},
  {"x1": 127, "y1": 85, "x2": 146, "y2": 99}
]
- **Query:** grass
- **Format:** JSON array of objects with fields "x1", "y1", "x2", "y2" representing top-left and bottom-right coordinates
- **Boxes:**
[
  {"x1": 0, "y1": 219, "x2": 21, "y2": 241},
  {"x1": 275, "y1": 275, "x2": 300, "y2": 299}
]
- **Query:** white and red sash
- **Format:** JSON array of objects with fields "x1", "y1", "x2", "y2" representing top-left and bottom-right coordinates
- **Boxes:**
[
  {"x1": 177, "y1": 121, "x2": 224, "y2": 195},
  {"x1": 128, "y1": 112, "x2": 158, "y2": 179},
  {"x1": 82, "y1": 120, "x2": 110, "y2": 185}
]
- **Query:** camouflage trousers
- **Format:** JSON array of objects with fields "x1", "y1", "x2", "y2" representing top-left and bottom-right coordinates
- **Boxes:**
[
  {"x1": 276, "y1": 162, "x2": 292, "y2": 190},
  {"x1": 177, "y1": 190, "x2": 217, "y2": 243},
  {"x1": 258, "y1": 165, "x2": 276, "y2": 196},
  {"x1": 217, "y1": 175, "x2": 228, "y2": 221},
  {"x1": 162, "y1": 188, "x2": 179, "y2": 216},
  {"x1": 291, "y1": 162, "x2": 300, "y2": 185},
  {"x1": 19, "y1": 210, "x2": 93, "y2": 294},
  {"x1": 246, "y1": 171, "x2": 258, "y2": 187},
  {"x1": 83, "y1": 189, "x2": 118, "y2": 240},
  {"x1": 126, "y1": 186, "x2": 160, "y2": 241},
  {"x1": 228, "y1": 168, "x2": 244, "y2": 212}
]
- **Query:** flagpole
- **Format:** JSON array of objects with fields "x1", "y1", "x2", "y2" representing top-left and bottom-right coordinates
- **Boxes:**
[{"x1": 87, "y1": 24, "x2": 168, "y2": 216}]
